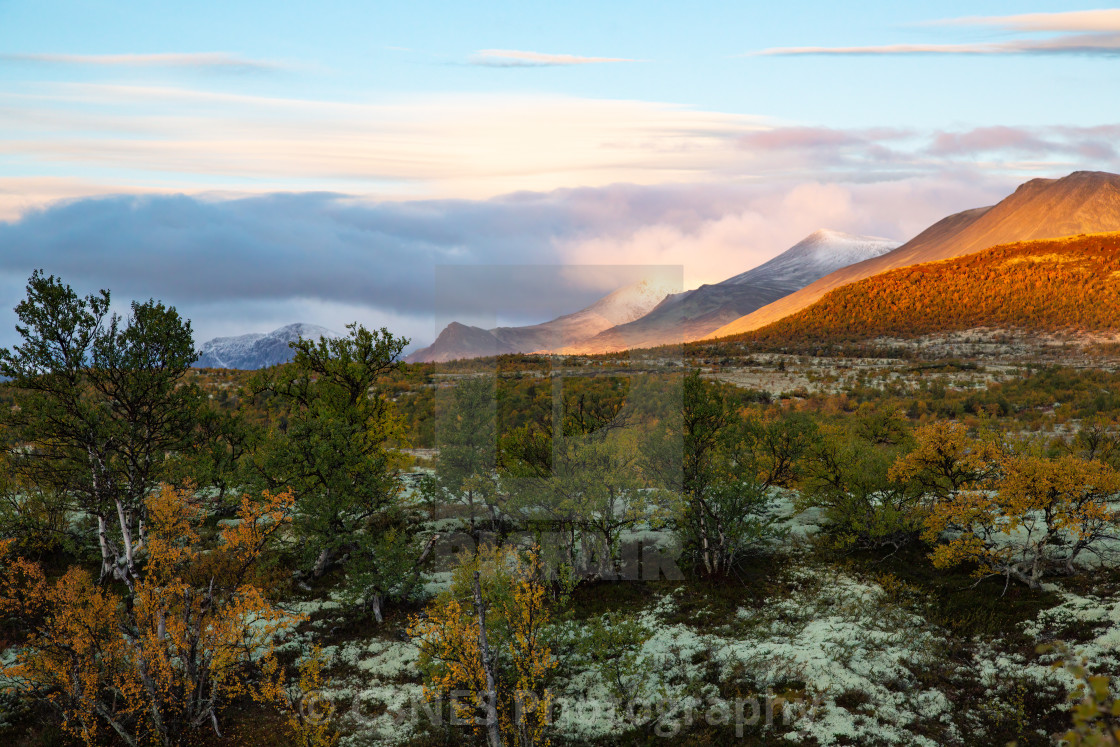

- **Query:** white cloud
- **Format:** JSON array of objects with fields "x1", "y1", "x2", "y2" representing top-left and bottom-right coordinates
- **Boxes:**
[
  {"x1": 0, "y1": 52, "x2": 284, "y2": 72},
  {"x1": 0, "y1": 84, "x2": 771, "y2": 203},
  {"x1": 931, "y1": 10, "x2": 1120, "y2": 33},
  {"x1": 754, "y1": 9, "x2": 1120, "y2": 57}
]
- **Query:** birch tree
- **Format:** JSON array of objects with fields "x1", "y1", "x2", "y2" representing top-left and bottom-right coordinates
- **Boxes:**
[{"x1": 0, "y1": 271, "x2": 202, "y2": 590}]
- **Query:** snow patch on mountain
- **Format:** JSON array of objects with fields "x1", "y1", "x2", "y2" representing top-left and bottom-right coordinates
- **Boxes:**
[
  {"x1": 194, "y1": 323, "x2": 340, "y2": 370},
  {"x1": 721, "y1": 229, "x2": 900, "y2": 291},
  {"x1": 579, "y1": 278, "x2": 682, "y2": 326}
]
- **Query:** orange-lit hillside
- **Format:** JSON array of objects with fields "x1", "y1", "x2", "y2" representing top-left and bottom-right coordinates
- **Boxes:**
[{"x1": 728, "y1": 231, "x2": 1120, "y2": 344}]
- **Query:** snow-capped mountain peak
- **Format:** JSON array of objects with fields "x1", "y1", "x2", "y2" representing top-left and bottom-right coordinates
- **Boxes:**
[
  {"x1": 720, "y1": 229, "x2": 900, "y2": 290},
  {"x1": 194, "y1": 323, "x2": 340, "y2": 370}
]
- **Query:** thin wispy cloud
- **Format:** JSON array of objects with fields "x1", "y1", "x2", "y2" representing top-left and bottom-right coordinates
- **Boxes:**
[
  {"x1": 1, "y1": 82, "x2": 1117, "y2": 215},
  {"x1": 0, "y1": 84, "x2": 766, "y2": 201},
  {"x1": 929, "y1": 10, "x2": 1120, "y2": 33},
  {"x1": 754, "y1": 36, "x2": 1120, "y2": 56},
  {"x1": 468, "y1": 49, "x2": 639, "y2": 67},
  {"x1": 0, "y1": 52, "x2": 285, "y2": 72},
  {"x1": 754, "y1": 9, "x2": 1120, "y2": 57}
]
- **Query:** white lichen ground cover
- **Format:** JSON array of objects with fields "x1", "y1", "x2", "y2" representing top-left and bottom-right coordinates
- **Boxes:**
[{"x1": 269, "y1": 506, "x2": 1120, "y2": 746}]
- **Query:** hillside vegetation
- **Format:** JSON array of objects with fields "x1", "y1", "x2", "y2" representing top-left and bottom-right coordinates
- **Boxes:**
[{"x1": 728, "y1": 231, "x2": 1120, "y2": 345}]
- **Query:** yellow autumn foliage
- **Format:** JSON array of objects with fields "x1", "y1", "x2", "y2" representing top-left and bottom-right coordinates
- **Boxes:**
[
  {"x1": 0, "y1": 485, "x2": 332, "y2": 747},
  {"x1": 409, "y1": 545, "x2": 555, "y2": 747}
]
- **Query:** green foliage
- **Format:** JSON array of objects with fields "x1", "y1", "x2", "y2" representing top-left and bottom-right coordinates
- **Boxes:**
[
  {"x1": 800, "y1": 408, "x2": 924, "y2": 551},
  {"x1": 432, "y1": 376, "x2": 500, "y2": 537},
  {"x1": 645, "y1": 371, "x2": 786, "y2": 576},
  {"x1": 0, "y1": 271, "x2": 203, "y2": 587},
  {"x1": 502, "y1": 375, "x2": 667, "y2": 578},
  {"x1": 565, "y1": 611, "x2": 652, "y2": 704},
  {"x1": 246, "y1": 323, "x2": 419, "y2": 616},
  {"x1": 0, "y1": 470, "x2": 77, "y2": 557}
]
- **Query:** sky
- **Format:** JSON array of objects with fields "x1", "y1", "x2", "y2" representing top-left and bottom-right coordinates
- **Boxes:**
[{"x1": 1, "y1": 2, "x2": 1118, "y2": 349}]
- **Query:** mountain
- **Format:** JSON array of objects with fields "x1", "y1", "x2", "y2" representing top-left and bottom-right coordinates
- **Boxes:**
[
  {"x1": 566, "y1": 230, "x2": 899, "y2": 353},
  {"x1": 732, "y1": 232, "x2": 1120, "y2": 345},
  {"x1": 406, "y1": 279, "x2": 676, "y2": 363},
  {"x1": 708, "y1": 171, "x2": 1120, "y2": 339},
  {"x1": 194, "y1": 323, "x2": 340, "y2": 369}
]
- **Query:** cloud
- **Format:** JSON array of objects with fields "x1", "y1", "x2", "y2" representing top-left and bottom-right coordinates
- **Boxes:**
[
  {"x1": 0, "y1": 52, "x2": 285, "y2": 72},
  {"x1": 930, "y1": 10, "x2": 1120, "y2": 33},
  {"x1": 6, "y1": 84, "x2": 1114, "y2": 216},
  {"x1": 753, "y1": 9, "x2": 1120, "y2": 57},
  {"x1": 0, "y1": 177, "x2": 175, "y2": 222},
  {"x1": 0, "y1": 85, "x2": 769, "y2": 201},
  {"x1": 927, "y1": 126, "x2": 1119, "y2": 160},
  {"x1": 753, "y1": 35, "x2": 1120, "y2": 57},
  {"x1": 467, "y1": 49, "x2": 639, "y2": 67},
  {"x1": 2, "y1": 82, "x2": 1114, "y2": 223},
  {"x1": 0, "y1": 175, "x2": 1018, "y2": 349}
]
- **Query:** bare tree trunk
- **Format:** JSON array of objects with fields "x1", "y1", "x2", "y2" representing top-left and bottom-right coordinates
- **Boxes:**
[
  {"x1": 311, "y1": 546, "x2": 336, "y2": 578},
  {"x1": 406, "y1": 533, "x2": 441, "y2": 591},
  {"x1": 97, "y1": 514, "x2": 116, "y2": 581},
  {"x1": 472, "y1": 571, "x2": 503, "y2": 747},
  {"x1": 370, "y1": 593, "x2": 384, "y2": 623}
]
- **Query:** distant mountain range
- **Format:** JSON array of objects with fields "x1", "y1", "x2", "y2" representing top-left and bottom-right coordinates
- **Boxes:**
[
  {"x1": 405, "y1": 278, "x2": 677, "y2": 363},
  {"x1": 708, "y1": 170, "x2": 1120, "y2": 339},
  {"x1": 566, "y1": 230, "x2": 899, "y2": 353},
  {"x1": 195, "y1": 170, "x2": 1120, "y2": 369},
  {"x1": 408, "y1": 229, "x2": 898, "y2": 362},
  {"x1": 734, "y1": 231, "x2": 1120, "y2": 345},
  {"x1": 194, "y1": 323, "x2": 339, "y2": 369}
]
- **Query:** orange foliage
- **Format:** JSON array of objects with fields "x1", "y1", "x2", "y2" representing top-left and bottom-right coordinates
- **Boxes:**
[
  {"x1": 409, "y1": 546, "x2": 555, "y2": 747},
  {"x1": 737, "y1": 231, "x2": 1120, "y2": 344},
  {"x1": 896, "y1": 424, "x2": 1120, "y2": 589},
  {"x1": 0, "y1": 486, "x2": 325, "y2": 747}
]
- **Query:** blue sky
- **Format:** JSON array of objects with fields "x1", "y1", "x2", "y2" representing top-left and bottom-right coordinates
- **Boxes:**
[{"x1": 1, "y1": 2, "x2": 1118, "y2": 347}]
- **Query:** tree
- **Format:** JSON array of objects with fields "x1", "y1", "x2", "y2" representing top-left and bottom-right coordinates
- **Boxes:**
[
  {"x1": 800, "y1": 410, "x2": 924, "y2": 551},
  {"x1": 434, "y1": 376, "x2": 500, "y2": 539},
  {"x1": 502, "y1": 376, "x2": 655, "y2": 579},
  {"x1": 247, "y1": 323, "x2": 407, "y2": 574},
  {"x1": 246, "y1": 323, "x2": 424, "y2": 620},
  {"x1": 743, "y1": 410, "x2": 818, "y2": 489},
  {"x1": 0, "y1": 271, "x2": 203, "y2": 590},
  {"x1": 1063, "y1": 416, "x2": 1120, "y2": 470},
  {"x1": 643, "y1": 371, "x2": 784, "y2": 577},
  {"x1": 923, "y1": 454, "x2": 1120, "y2": 590},
  {"x1": 887, "y1": 420, "x2": 1003, "y2": 501},
  {"x1": 0, "y1": 485, "x2": 305, "y2": 746},
  {"x1": 410, "y1": 545, "x2": 556, "y2": 747},
  {"x1": 894, "y1": 424, "x2": 1120, "y2": 589}
]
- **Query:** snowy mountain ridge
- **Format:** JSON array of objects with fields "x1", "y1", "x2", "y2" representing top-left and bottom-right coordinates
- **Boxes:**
[{"x1": 194, "y1": 323, "x2": 340, "y2": 370}]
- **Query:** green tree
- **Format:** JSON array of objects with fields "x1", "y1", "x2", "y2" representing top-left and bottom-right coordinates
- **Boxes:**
[
  {"x1": 246, "y1": 323, "x2": 421, "y2": 619},
  {"x1": 644, "y1": 371, "x2": 784, "y2": 576},
  {"x1": 503, "y1": 376, "x2": 655, "y2": 578},
  {"x1": 434, "y1": 376, "x2": 500, "y2": 539},
  {"x1": 0, "y1": 271, "x2": 202, "y2": 590},
  {"x1": 801, "y1": 410, "x2": 923, "y2": 551}
]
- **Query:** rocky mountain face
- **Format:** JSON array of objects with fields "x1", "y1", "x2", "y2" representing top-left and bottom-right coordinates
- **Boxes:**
[
  {"x1": 709, "y1": 170, "x2": 1120, "y2": 339},
  {"x1": 194, "y1": 323, "x2": 339, "y2": 369}
]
